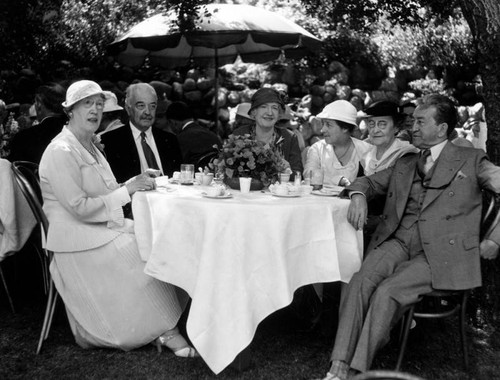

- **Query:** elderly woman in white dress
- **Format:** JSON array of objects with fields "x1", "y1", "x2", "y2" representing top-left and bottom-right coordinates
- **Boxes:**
[
  {"x1": 304, "y1": 100, "x2": 372, "y2": 187},
  {"x1": 39, "y1": 80, "x2": 197, "y2": 357}
]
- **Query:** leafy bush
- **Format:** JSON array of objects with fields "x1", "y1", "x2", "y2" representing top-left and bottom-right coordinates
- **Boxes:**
[
  {"x1": 372, "y1": 9, "x2": 474, "y2": 74},
  {"x1": 408, "y1": 78, "x2": 446, "y2": 96}
]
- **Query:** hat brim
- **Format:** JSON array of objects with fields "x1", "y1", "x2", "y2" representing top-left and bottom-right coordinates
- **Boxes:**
[
  {"x1": 103, "y1": 104, "x2": 124, "y2": 113},
  {"x1": 359, "y1": 112, "x2": 398, "y2": 119},
  {"x1": 62, "y1": 90, "x2": 108, "y2": 109},
  {"x1": 316, "y1": 112, "x2": 357, "y2": 127}
]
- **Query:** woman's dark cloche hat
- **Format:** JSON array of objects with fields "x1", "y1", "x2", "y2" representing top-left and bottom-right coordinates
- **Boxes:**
[
  {"x1": 362, "y1": 100, "x2": 401, "y2": 118},
  {"x1": 249, "y1": 87, "x2": 286, "y2": 115}
]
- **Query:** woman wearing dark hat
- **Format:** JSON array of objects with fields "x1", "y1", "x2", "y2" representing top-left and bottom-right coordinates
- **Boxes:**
[
  {"x1": 360, "y1": 100, "x2": 418, "y2": 252},
  {"x1": 232, "y1": 87, "x2": 303, "y2": 176},
  {"x1": 361, "y1": 100, "x2": 418, "y2": 176},
  {"x1": 39, "y1": 80, "x2": 197, "y2": 356}
]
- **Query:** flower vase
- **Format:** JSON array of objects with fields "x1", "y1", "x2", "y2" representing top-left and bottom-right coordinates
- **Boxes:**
[{"x1": 224, "y1": 177, "x2": 264, "y2": 191}]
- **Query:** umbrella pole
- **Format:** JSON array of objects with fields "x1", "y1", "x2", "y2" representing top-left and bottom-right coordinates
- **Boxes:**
[{"x1": 214, "y1": 48, "x2": 219, "y2": 128}]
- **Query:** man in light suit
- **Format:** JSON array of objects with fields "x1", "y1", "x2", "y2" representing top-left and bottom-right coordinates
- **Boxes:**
[
  {"x1": 320, "y1": 94, "x2": 500, "y2": 380},
  {"x1": 101, "y1": 83, "x2": 182, "y2": 184}
]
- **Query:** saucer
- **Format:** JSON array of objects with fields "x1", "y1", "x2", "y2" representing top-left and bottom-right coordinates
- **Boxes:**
[
  {"x1": 201, "y1": 192, "x2": 233, "y2": 199},
  {"x1": 271, "y1": 192, "x2": 301, "y2": 198},
  {"x1": 156, "y1": 186, "x2": 177, "y2": 193}
]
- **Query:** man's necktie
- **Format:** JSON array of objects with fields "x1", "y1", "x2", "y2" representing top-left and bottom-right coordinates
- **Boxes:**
[
  {"x1": 417, "y1": 148, "x2": 431, "y2": 178},
  {"x1": 140, "y1": 132, "x2": 159, "y2": 170}
]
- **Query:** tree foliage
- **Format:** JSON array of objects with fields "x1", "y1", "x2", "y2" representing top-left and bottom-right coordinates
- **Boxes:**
[
  {"x1": 371, "y1": 10, "x2": 474, "y2": 72},
  {"x1": 0, "y1": 0, "x2": 211, "y2": 75},
  {"x1": 0, "y1": 0, "x2": 62, "y2": 71}
]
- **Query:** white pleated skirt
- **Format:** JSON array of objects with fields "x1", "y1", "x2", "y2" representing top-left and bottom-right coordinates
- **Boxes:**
[{"x1": 50, "y1": 232, "x2": 185, "y2": 350}]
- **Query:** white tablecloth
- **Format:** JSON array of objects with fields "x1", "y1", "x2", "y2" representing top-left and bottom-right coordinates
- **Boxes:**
[{"x1": 133, "y1": 185, "x2": 363, "y2": 374}]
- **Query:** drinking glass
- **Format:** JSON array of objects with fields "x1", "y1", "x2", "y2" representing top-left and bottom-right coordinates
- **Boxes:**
[
  {"x1": 239, "y1": 177, "x2": 252, "y2": 193},
  {"x1": 311, "y1": 169, "x2": 323, "y2": 190},
  {"x1": 180, "y1": 164, "x2": 194, "y2": 184}
]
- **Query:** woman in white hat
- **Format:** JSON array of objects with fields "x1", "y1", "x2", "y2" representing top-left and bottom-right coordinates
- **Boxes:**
[
  {"x1": 304, "y1": 100, "x2": 372, "y2": 187},
  {"x1": 39, "y1": 80, "x2": 197, "y2": 356},
  {"x1": 97, "y1": 90, "x2": 125, "y2": 134}
]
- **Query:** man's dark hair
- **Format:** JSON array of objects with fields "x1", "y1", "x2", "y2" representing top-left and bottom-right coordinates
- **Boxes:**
[
  {"x1": 166, "y1": 101, "x2": 191, "y2": 121},
  {"x1": 419, "y1": 94, "x2": 458, "y2": 137},
  {"x1": 36, "y1": 83, "x2": 66, "y2": 115}
]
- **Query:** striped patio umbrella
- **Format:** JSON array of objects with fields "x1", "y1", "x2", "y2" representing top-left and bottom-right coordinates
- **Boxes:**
[{"x1": 107, "y1": 3, "x2": 322, "y2": 69}]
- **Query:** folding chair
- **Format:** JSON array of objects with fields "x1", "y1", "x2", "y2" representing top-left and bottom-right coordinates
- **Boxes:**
[
  {"x1": 11, "y1": 160, "x2": 59, "y2": 354},
  {"x1": 396, "y1": 190, "x2": 500, "y2": 371}
]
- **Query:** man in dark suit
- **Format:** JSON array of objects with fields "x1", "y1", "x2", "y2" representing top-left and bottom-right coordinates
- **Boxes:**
[
  {"x1": 8, "y1": 83, "x2": 67, "y2": 164},
  {"x1": 100, "y1": 83, "x2": 182, "y2": 184},
  {"x1": 318, "y1": 94, "x2": 500, "y2": 380},
  {"x1": 166, "y1": 101, "x2": 221, "y2": 166}
]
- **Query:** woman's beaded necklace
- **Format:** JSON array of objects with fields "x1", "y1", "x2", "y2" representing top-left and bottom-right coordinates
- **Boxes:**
[
  {"x1": 252, "y1": 125, "x2": 276, "y2": 146},
  {"x1": 82, "y1": 142, "x2": 101, "y2": 164}
]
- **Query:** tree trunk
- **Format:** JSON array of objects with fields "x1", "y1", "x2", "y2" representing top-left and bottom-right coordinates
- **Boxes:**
[
  {"x1": 459, "y1": 0, "x2": 500, "y2": 164},
  {"x1": 459, "y1": 0, "x2": 500, "y2": 324}
]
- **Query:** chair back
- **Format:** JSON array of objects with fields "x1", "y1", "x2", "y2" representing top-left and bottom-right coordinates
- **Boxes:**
[
  {"x1": 481, "y1": 190, "x2": 500, "y2": 240},
  {"x1": 11, "y1": 161, "x2": 49, "y2": 237},
  {"x1": 195, "y1": 150, "x2": 218, "y2": 171}
]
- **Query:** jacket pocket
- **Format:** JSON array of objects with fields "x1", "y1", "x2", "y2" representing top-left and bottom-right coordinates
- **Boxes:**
[{"x1": 463, "y1": 235, "x2": 479, "y2": 250}]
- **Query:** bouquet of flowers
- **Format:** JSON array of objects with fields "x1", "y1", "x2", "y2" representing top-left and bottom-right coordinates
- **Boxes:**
[
  {"x1": 0, "y1": 112, "x2": 19, "y2": 158},
  {"x1": 211, "y1": 134, "x2": 290, "y2": 187}
]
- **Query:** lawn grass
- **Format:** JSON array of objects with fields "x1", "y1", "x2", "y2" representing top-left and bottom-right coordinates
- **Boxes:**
[{"x1": 1, "y1": 292, "x2": 500, "y2": 380}]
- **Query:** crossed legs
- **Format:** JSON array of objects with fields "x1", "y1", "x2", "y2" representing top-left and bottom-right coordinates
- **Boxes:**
[{"x1": 327, "y1": 234, "x2": 433, "y2": 378}]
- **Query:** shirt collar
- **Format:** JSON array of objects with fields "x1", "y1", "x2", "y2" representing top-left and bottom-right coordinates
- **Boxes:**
[
  {"x1": 129, "y1": 122, "x2": 152, "y2": 140},
  {"x1": 428, "y1": 140, "x2": 447, "y2": 161},
  {"x1": 182, "y1": 120, "x2": 195, "y2": 130}
]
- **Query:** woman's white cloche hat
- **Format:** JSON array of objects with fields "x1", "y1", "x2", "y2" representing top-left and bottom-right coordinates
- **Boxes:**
[
  {"x1": 62, "y1": 80, "x2": 106, "y2": 109},
  {"x1": 316, "y1": 100, "x2": 358, "y2": 126},
  {"x1": 102, "y1": 91, "x2": 123, "y2": 113}
]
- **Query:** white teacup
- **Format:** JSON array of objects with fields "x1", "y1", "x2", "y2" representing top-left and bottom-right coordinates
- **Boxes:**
[
  {"x1": 207, "y1": 186, "x2": 220, "y2": 197},
  {"x1": 275, "y1": 184, "x2": 289, "y2": 196},
  {"x1": 202, "y1": 173, "x2": 214, "y2": 186},
  {"x1": 155, "y1": 175, "x2": 169, "y2": 187},
  {"x1": 279, "y1": 173, "x2": 290, "y2": 184},
  {"x1": 300, "y1": 185, "x2": 313, "y2": 195},
  {"x1": 195, "y1": 172, "x2": 203, "y2": 184}
]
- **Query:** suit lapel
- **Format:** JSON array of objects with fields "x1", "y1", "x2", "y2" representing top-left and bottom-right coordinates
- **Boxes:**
[
  {"x1": 122, "y1": 126, "x2": 141, "y2": 173},
  {"x1": 394, "y1": 157, "x2": 417, "y2": 220},
  {"x1": 64, "y1": 129, "x2": 119, "y2": 189},
  {"x1": 421, "y1": 142, "x2": 465, "y2": 210},
  {"x1": 151, "y1": 128, "x2": 166, "y2": 169}
]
